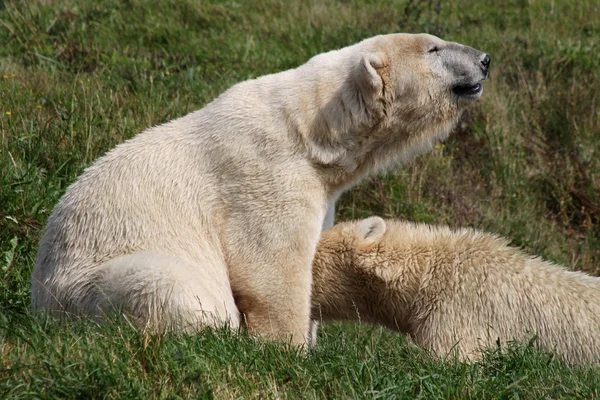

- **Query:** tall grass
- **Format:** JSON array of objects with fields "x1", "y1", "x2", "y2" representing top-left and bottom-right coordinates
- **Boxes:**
[{"x1": 1, "y1": 0, "x2": 599, "y2": 397}]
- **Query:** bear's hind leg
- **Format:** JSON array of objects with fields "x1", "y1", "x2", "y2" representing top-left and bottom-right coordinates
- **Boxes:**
[{"x1": 97, "y1": 252, "x2": 240, "y2": 332}]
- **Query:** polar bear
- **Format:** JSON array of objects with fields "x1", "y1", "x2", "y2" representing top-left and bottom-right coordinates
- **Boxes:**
[
  {"x1": 32, "y1": 34, "x2": 490, "y2": 345},
  {"x1": 312, "y1": 217, "x2": 600, "y2": 364}
]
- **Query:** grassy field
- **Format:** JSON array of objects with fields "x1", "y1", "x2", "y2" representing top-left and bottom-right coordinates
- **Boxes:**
[{"x1": 1, "y1": 0, "x2": 600, "y2": 398}]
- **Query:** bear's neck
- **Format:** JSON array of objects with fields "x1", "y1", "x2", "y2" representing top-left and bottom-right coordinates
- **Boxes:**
[
  {"x1": 305, "y1": 115, "x2": 461, "y2": 196},
  {"x1": 312, "y1": 244, "x2": 424, "y2": 334}
]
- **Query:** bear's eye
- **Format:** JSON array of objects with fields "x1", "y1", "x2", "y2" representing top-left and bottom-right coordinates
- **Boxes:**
[{"x1": 428, "y1": 46, "x2": 439, "y2": 54}]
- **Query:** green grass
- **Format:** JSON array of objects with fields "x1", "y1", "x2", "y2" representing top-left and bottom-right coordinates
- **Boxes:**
[
  {"x1": 2, "y1": 314, "x2": 599, "y2": 399},
  {"x1": 1, "y1": 0, "x2": 599, "y2": 397}
]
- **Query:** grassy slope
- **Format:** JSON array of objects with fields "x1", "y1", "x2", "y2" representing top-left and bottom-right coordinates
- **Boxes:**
[{"x1": 1, "y1": 0, "x2": 599, "y2": 398}]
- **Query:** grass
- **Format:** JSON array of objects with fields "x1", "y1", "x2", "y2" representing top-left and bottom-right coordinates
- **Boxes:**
[
  {"x1": 1, "y1": 0, "x2": 599, "y2": 397},
  {"x1": 2, "y1": 314, "x2": 599, "y2": 399}
]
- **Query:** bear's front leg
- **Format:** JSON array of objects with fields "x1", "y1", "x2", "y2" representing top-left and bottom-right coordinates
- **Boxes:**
[
  {"x1": 234, "y1": 261, "x2": 313, "y2": 346},
  {"x1": 228, "y1": 215, "x2": 322, "y2": 346}
]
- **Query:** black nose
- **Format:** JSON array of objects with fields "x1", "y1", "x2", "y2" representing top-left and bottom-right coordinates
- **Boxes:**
[{"x1": 481, "y1": 54, "x2": 491, "y2": 70}]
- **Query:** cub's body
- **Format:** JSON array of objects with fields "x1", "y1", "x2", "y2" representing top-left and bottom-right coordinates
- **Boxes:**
[{"x1": 313, "y1": 218, "x2": 600, "y2": 364}]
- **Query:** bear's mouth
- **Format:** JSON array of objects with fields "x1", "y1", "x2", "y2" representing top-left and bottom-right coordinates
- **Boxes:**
[{"x1": 452, "y1": 83, "x2": 483, "y2": 97}]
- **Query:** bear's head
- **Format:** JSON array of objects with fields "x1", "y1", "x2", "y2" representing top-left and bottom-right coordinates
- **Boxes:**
[
  {"x1": 319, "y1": 216, "x2": 388, "y2": 250},
  {"x1": 370, "y1": 34, "x2": 488, "y2": 105},
  {"x1": 308, "y1": 34, "x2": 490, "y2": 185},
  {"x1": 357, "y1": 33, "x2": 489, "y2": 166},
  {"x1": 313, "y1": 217, "x2": 437, "y2": 331},
  {"x1": 312, "y1": 217, "x2": 413, "y2": 329}
]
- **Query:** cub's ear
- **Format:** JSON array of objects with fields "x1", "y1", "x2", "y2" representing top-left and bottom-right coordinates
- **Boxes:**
[
  {"x1": 356, "y1": 216, "x2": 386, "y2": 245},
  {"x1": 356, "y1": 53, "x2": 387, "y2": 95}
]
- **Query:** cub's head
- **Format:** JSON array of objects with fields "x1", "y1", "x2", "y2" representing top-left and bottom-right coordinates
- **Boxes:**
[
  {"x1": 314, "y1": 217, "x2": 418, "y2": 330},
  {"x1": 320, "y1": 216, "x2": 388, "y2": 250},
  {"x1": 316, "y1": 217, "x2": 389, "y2": 272},
  {"x1": 312, "y1": 216, "x2": 389, "y2": 322}
]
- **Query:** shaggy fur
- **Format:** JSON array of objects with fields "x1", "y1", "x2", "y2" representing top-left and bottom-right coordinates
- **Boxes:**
[
  {"x1": 312, "y1": 217, "x2": 600, "y2": 364},
  {"x1": 32, "y1": 34, "x2": 489, "y2": 345}
]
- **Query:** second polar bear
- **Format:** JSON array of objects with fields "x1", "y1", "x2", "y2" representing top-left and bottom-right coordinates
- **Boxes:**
[
  {"x1": 312, "y1": 217, "x2": 600, "y2": 364},
  {"x1": 32, "y1": 34, "x2": 489, "y2": 345}
]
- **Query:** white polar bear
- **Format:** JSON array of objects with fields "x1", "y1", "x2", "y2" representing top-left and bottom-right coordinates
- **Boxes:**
[
  {"x1": 32, "y1": 34, "x2": 490, "y2": 345},
  {"x1": 312, "y1": 218, "x2": 600, "y2": 364}
]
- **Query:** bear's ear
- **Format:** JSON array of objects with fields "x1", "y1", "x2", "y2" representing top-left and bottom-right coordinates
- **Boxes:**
[
  {"x1": 356, "y1": 216, "x2": 386, "y2": 245},
  {"x1": 356, "y1": 53, "x2": 387, "y2": 95}
]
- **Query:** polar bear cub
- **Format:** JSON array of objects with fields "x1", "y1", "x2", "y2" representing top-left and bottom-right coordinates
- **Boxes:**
[
  {"x1": 312, "y1": 217, "x2": 600, "y2": 364},
  {"x1": 32, "y1": 34, "x2": 489, "y2": 345}
]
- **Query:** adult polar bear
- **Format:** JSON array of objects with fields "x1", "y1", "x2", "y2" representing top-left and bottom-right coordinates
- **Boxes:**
[{"x1": 32, "y1": 33, "x2": 490, "y2": 345}]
